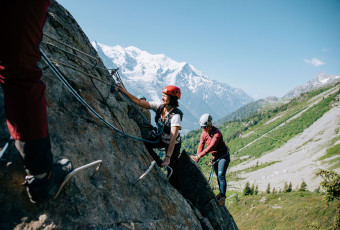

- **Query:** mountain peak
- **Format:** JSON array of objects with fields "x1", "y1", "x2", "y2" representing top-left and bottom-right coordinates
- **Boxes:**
[
  {"x1": 93, "y1": 43, "x2": 253, "y2": 131},
  {"x1": 284, "y1": 72, "x2": 340, "y2": 98}
]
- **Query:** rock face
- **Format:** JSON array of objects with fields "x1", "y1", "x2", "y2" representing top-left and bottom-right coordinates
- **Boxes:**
[
  {"x1": 174, "y1": 151, "x2": 238, "y2": 230},
  {"x1": 0, "y1": 1, "x2": 238, "y2": 229}
]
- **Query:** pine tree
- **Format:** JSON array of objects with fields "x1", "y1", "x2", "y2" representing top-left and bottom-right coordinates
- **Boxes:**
[
  {"x1": 283, "y1": 182, "x2": 287, "y2": 192},
  {"x1": 288, "y1": 182, "x2": 293, "y2": 192},
  {"x1": 251, "y1": 184, "x2": 255, "y2": 194},
  {"x1": 255, "y1": 185, "x2": 259, "y2": 195},
  {"x1": 243, "y1": 182, "x2": 253, "y2": 196},
  {"x1": 299, "y1": 181, "x2": 307, "y2": 191},
  {"x1": 266, "y1": 183, "x2": 271, "y2": 194}
]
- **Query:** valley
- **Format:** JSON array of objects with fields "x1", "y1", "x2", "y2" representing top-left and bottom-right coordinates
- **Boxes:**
[{"x1": 182, "y1": 83, "x2": 340, "y2": 193}]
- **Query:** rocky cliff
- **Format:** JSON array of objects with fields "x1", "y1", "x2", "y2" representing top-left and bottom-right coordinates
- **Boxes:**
[{"x1": 0, "y1": 1, "x2": 237, "y2": 229}]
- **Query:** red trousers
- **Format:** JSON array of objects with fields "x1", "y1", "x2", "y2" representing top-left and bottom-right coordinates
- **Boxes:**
[
  {"x1": 0, "y1": 0, "x2": 51, "y2": 141},
  {"x1": 0, "y1": 0, "x2": 53, "y2": 175}
]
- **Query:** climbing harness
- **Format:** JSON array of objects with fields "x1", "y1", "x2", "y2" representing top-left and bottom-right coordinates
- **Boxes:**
[{"x1": 0, "y1": 136, "x2": 13, "y2": 161}]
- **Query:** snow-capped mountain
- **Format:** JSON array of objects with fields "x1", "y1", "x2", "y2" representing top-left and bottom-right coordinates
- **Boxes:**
[
  {"x1": 92, "y1": 41, "x2": 253, "y2": 132},
  {"x1": 284, "y1": 73, "x2": 340, "y2": 98}
]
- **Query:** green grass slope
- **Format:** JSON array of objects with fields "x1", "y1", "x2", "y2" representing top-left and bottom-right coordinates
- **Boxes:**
[
  {"x1": 182, "y1": 84, "x2": 340, "y2": 173},
  {"x1": 227, "y1": 191, "x2": 339, "y2": 230}
]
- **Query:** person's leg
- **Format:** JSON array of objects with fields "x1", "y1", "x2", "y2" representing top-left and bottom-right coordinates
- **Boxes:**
[
  {"x1": 168, "y1": 142, "x2": 181, "y2": 167},
  {"x1": 0, "y1": 0, "x2": 52, "y2": 175},
  {"x1": 15, "y1": 136, "x2": 53, "y2": 175},
  {"x1": 214, "y1": 155, "x2": 230, "y2": 197},
  {"x1": 0, "y1": 0, "x2": 73, "y2": 203},
  {"x1": 213, "y1": 161, "x2": 221, "y2": 201},
  {"x1": 144, "y1": 141, "x2": 164, "y2": 167},
  {"x1": 168, "y1": 142, "x2": 181, "y2": 189}
]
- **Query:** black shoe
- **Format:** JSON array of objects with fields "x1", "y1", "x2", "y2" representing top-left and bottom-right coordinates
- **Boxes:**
[
  {"x1": 216, "y1": 192, "x2": 222, "y2": 200},
  {"x1": 218, "y1": 196, "x2": 226, "y2": 207},
  {"x1": 24, "y1": 159, "x2": 74, "y2": 203}
]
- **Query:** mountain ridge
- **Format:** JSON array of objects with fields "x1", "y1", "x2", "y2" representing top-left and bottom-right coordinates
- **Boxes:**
[
  {"x1": 92, "y1": 41, "x2": 253, "y2": 132},
  {"x1": 216, "y1": 73, "x2": 339, "y2": 126},
  {"x1": 284, "y1": 72, "x2": 340, "y2": 98}
]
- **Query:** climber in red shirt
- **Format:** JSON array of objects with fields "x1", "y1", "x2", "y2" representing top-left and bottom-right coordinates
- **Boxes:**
[
  {"x1": 191, "y1": 114, "x2": 230, "y2": 206},
  {"x1": 0, "y1": 0, "x2": 73, "y2": 203}
]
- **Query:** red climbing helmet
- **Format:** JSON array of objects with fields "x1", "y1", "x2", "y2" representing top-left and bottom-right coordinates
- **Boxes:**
[{"x1": 162, "y1": 85, "x2": 181, "y2": 99}]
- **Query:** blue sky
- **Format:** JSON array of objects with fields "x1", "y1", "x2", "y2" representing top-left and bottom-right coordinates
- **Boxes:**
[{"x1": 57, "y1": 0, "x2": 340, "y2": 99}]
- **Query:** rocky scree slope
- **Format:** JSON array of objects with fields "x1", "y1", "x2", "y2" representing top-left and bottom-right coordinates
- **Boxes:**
[
  {"x1": 228, "y1": 85, "x2": 340, "y2": 192},
  {"x1": 0, "y1": 1, "x2": 237, "y2": 229}
]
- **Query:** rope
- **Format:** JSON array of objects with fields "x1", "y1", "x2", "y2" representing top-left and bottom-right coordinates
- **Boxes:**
[
  {"x1": 43, "y1": 35, "x2": 157, "y2": 132},
  {"x1": 40, "y1": 48, "x2": 159, "y2": 144},
  {"x1": 207, "y1": 151, "x2": 230, "y2": 185},
  {"x1": 42, "y1": 41, "x2": 99, "y2": 69},
  {"x1": 111, "y1": 68, "x2": 126, "y2": 89},
  {"x1": 43, "y1": 35, "x2": 114, "y2": 105},
  {"x1": 49, "y1": 59, "x2": 111, "y2": 85},
  {"x1": 110, "y1": 70, "x2": 162, "y2": 135},
  {"x1": 43, "y1": 34, "x2": 117, "y2": 71},
  {"x1": 43, "y1": 34, "x2": 97, "y2": 61},
  {"x1": 208, "y1": 166, "x2": 214, "y2": 184},
  {"x1": 0, "y1": 137, "x2": 13, "y2": 161}
]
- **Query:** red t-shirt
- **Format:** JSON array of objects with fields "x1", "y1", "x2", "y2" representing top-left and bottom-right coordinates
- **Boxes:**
[{"x1": 197, "y1": 126, "x2": 228, "y2": 158}]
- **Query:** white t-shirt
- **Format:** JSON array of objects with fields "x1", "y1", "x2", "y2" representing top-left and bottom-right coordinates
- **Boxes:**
[{"x1": 149, "y1": 101, "x2": 181, "y2": 144}]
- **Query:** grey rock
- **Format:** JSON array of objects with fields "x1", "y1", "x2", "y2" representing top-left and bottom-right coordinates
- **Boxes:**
[{"x1": 0, "y1": 1, "x2": 237, "y2": 229}]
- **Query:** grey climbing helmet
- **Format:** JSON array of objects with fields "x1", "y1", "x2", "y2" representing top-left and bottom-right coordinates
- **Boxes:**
[
  {"x1": 137, "y1": 95, "x2": 146, "y2": 100},
  {"x1": 199, "y1": 113, "x2": 212, "y2": 128}
]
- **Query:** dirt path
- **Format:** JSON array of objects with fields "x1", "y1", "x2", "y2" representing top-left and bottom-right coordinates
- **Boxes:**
[{"x1": 228, "y1": 100, "x2": 340, "y2": 192}]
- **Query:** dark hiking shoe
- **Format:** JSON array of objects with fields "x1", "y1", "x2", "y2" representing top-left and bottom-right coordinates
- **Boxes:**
[
  {"x1": 218, "y1": 196, "x2": 226, "y2": 207},
  {"x1": 24, "y1": 159, "x2": 73, "y2": 203},
  {"x1": 216, "y1": 192, "x2": 222, "y2": 200}
]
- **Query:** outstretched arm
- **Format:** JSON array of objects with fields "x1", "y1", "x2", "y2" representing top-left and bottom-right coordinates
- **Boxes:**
[
  {"x1": 198, "y1": 132, "x2": 220, "y2": 158},
  {"x1": 116, "y1": 83, "x2": 151, "y2": 109},
  {"x1": 191, "y1": 135, "x2": 205, "y2": 163}
]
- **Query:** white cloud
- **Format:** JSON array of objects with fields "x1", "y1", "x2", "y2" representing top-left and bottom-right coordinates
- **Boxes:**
[{"x1": 304, "y1": 58, "x2": 325, "y2": 67}]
